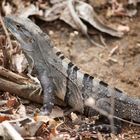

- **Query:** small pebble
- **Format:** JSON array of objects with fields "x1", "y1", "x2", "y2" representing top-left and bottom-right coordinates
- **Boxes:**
[
  {"x1": 74, "y1": 31, "x2": 79, "y2": 35},
  {"x1": 70, "y1": 31, "x2": 79, "y2": 38},
  {"x1": 49, "y1": 30, "x2": 54, "y2": 36}
]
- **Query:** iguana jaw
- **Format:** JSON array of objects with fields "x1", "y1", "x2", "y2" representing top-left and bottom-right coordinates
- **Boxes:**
[{"x1": 4, "y1": 17, "x2": 23, "y2": 43}]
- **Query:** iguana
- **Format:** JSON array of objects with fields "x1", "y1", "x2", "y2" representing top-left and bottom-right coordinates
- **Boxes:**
[{"x1": 4, "y1": 16, "x2": 140, "y2": 133}]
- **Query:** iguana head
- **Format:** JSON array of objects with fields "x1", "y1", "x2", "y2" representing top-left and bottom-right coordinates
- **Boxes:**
[{"x1": 4, "y1": 15, "x2": 42, "y2": 51}]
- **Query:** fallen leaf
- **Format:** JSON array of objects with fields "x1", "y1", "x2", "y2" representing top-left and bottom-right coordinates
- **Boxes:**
[
  {"x1": 11, "y1": 52, "x2": 28, "y2": 73},
  {"x1": 16, "y1": 104, "x2": 27, "y2": 118},
  {"x1": 0, "y1": 116, "x2": 10, "y2": 122},
  {"x1": 7, "y1": 97, "x2": 19, "y2": 108},
  {"x1": 74, "y1": 1, "x2": 123, "y2": 37},
  {"x1": 18, "y1": 4, "x2": 40, "y2": 18},
  {"x1": 71, "y1": 112, "x2": 78, "y2": 122},
  {"x1": 41, "y1": 2, "x2": 66, "y2": 22},
  {"x1": 2, "y1": 1, "x2": 12, "y2": 15},
  {"x1": 117, "y1": 25, "x2": 130, "y2": 33}
]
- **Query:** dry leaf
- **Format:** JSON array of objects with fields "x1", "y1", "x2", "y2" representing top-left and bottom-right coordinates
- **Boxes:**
[
  {"x1": 37, "y1": 0, "x2": 123, "y2": 38},
  {"x1": 9, "y1": 118, "x2": 42, "y2": 137},
  {"x1": 74, "y1": 1, "x2": 123, "y2": 37},
  {"x1": 19, "y1": 4, "x2": 40, "y2": 18},
  {"x1": 34, "y1": 106, "x2": 64, "y2": 122},
  {"x1": 11, "y1": 53, "x2": 28, "y2": 73},
  {"x1": 0, "y1": 114, "x2": 11, "y2": 122},
  {"x1": 71, "y1": 112, "x2": 78, "y2": 122},
  {"x1": 60, "y1": 6, "x2": 77, "y2": 29},
  {"x1": 16, "y1": 104, "x2": 27, "y2": 118},
  {"x1": 2, "y1": 1, "x2": 12, "y2": 15},
  {"x1": 41, "y1": 2, "x2": 66, "y2": 22},
  {"x1": 6, "y1": 97, "x2": 19, "y2": 108}
]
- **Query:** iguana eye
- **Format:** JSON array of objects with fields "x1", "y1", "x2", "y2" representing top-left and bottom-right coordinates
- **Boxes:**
[{"x1": 16, "y1": 24, "x2": 21, "y2": 29}]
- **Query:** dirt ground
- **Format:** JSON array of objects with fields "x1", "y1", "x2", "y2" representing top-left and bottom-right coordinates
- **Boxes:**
[{"x1": 37, "y1": 5, "x2": 140, "y2": 139}]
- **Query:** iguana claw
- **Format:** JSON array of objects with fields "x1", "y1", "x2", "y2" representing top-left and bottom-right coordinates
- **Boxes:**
[
  {"x1": 40, "y1": 102, "x2": 54, "y2": 115},
  {"x1": 29, "y1": 84, "x2": 42, "y2": 97}
]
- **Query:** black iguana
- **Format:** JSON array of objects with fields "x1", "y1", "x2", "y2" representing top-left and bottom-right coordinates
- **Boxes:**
[{"x1": 4, "y1": 15, "x2": 140, "y2": 133}]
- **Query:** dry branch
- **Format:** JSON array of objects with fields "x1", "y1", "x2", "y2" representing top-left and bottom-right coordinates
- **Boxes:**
[
  {"x1": 0, "y1": 12, "x2": 12, "y2": 68},
  {"x1": 0, "y1": 66, "x2": 29, "y2": 84},
  {"x1": 0, "y1": 74, "x2": 43, "y2": 104},
  {"x1": 0, "y1": 66, "x2": 43, "y2": 104},
  {"x1": 0, "y1": 66, "x2": 65, "y2": 106}
]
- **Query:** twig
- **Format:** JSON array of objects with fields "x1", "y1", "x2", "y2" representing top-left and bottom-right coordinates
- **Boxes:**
[
  {"x1": 0, "y1": 66, "x2": 65, "y2": 106},
  {"x1": 0, "y1": 66, "x2": 29, "y2": 84},
  {"x1": 0, "y1": 13, "x2": 12, "y2": 50},
  {"x1": 0, "y1": 66, "x2": 41, "y2": 103},
  {"x1": 0, "y1": 12, "x2": 12, "y2": 68},
  {"x1": 109, "y1": 45, "x2": 119, "y2": 57},
  {"x1": 0, "y1": 76, "x2": 42, "y2": 104},
  {"x1": 0, "y1": 35, "x2": 10, "y2": 69}
]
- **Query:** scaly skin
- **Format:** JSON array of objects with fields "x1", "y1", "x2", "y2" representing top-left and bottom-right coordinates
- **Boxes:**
[{"x1": 4, "y1": 16, "x2": 140, "y2": 133}]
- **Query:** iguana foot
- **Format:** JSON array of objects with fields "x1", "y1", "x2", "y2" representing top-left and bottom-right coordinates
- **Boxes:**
[
  {"x1": 29, "y1": 84, "x2": 42, "y2": 97},
  {"x1": 40, "y1": 102, "x2": 54, "y2": 115},
  {"x1": 78, "y1": 123, "x2": 121, "y2": 134}
]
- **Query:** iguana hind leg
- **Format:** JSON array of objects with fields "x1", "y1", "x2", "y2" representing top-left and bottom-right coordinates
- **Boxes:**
[{"x1": 82, "y1": 98, "x2": 122, "y2": 134}]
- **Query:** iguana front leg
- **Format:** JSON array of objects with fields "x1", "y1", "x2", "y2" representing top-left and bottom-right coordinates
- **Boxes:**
[{"x1": 37, "y1": 69, "x2": 55, "y2": 115}]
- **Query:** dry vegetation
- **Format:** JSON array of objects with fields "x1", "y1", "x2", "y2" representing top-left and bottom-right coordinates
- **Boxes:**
[{"x1": 0, "y1": 0, "x2": 140, "y2": 139}]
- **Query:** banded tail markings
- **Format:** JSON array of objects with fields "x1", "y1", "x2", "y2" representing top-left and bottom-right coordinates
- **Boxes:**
[
  {"x1": 99, "y1": 81, "x2": 108, "y2": 87},
  {"x1": 68, "y1": 62, "x2": 74, "y2": 69},
  {"x1": 55, "y1": 51, "x2": 65, "y2": 60},
  {"x1": 56, "y1": 51, "x2": 62, "y2": 56},
  {"x1": 82, "y1": 73, "x2": 93, "y2": 98},
  {"x1": 80, "y1": 74, "x2": 94, "y2": 90},
  {"x1": 73, "y1": 66, "x2": 80, "y2": 71},
  {"x1": 83, "y1": 73, "x2": 90, "y2": 86},
  {"x1": 114, "y1": 87, "x2": 123, "y2": 93},
  {"x1": 89, "y1": 76, "x2": 94, "y2": 80},
  {"x1": 60, "y1": 55, "x2": 65, "y2": 60}
]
